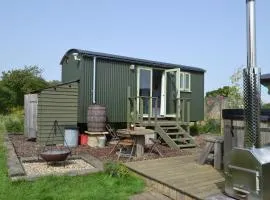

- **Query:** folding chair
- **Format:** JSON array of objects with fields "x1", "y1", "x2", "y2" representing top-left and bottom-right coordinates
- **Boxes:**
[
  {"x1": 106, "y1": 124, "x2": 119, "y2": 141},
  {"x1": 108, "y1": 132, "x2": 136, "y2": 161},
  {"x1": 148, "y1": 137, "x2": 163, "y2": 157}
]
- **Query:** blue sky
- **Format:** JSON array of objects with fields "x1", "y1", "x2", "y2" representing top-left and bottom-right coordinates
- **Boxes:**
[{"x1": 1, "y1": 0, "x2": 270, "y2": 102}]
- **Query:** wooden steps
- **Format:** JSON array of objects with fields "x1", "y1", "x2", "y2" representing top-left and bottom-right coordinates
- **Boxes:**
[
  {"x1": 155, "y1": 124, "x2": 196, "y2": 149},
  {"x1": 135, "y1": 118, "x2": 195, "y2": 149}
]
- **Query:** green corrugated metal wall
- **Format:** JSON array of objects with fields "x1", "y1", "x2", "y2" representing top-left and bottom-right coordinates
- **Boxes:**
[
  {"x1": 180, "y1": 71, "x2": 204, "y2": 121},
  {"x1": 62, "y1": 56, "x2": 80, "y2": 82},
  {"x1": 96, "y1": 59, "x2": 137, "y2": 122},
  {"x1": 79, "y1": 57, "x2": 93, "y2": 123},
  {"x1": 37, "y1": 82, "x2": 78, "y2": 143}
]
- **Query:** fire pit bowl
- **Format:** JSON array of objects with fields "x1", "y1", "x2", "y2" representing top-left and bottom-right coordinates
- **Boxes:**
[{"x1": 40, "y1": 150, "x2": 71, "y2": 162}]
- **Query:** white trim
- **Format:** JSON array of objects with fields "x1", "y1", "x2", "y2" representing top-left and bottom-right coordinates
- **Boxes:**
[{"x1": 160, "y1": 72, "x2": 165, "y2": 116}]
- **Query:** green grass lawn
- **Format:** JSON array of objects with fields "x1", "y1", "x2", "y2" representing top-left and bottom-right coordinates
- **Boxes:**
[{"x1": 0, "y1": 127, "x2": 145, "y2": 200}]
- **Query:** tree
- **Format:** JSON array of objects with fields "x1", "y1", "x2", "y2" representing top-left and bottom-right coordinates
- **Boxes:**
[
  {"x1": 206, "y1": 86, "x2": 240, "y2": 98},
  {"x1": 0, "y1": 84, "x2": 16, "y2": 114},
  {"x1": 206, "y1": 67, "x2": 244, "y2": 109},
  {"x1": 262, "y1": 103, "x2": 270, "y2": 109},
  {"x1": 47, "y1": 80, "x2": 61, "y2": 86},
  {"x1": 0, "y1": 66, "x2": 49, "y2": 107}
]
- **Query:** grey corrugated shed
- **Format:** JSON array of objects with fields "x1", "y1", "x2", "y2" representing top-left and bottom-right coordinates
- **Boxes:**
[{"x1": 60, "y1": 49, "x2": 206, "y2": 73}]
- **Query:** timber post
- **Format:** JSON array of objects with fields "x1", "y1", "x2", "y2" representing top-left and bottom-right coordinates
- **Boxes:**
[{"x1": 127, "y1": 86, "x2": 131, "y2": 128}]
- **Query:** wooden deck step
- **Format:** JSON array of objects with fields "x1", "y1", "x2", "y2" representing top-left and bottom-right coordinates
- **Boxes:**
[
  {"x1": 177, "y1": 143, "x2": 196, "y2": 148},
  {"x1": 161, "y1": 126, "x2": 178, "y2": 130},
  {"x1": 172, "y1": 138, "x2": 192, "y2": 142},
  {"x1": 166, "y1": 132, "x2": 185, "y2": 136},
  {"x1": 129, "y1": 191, "x2": 172, "y2": 200}
]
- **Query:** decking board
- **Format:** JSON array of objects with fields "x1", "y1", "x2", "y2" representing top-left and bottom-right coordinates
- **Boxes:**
[{"x1": 125, "y1": 155, "x2": 225, "y2": 200}]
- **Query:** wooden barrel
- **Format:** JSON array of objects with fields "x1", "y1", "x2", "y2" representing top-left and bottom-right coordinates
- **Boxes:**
[{"x1": 87, "y1": 105, "x2": 106, "y2": 132}]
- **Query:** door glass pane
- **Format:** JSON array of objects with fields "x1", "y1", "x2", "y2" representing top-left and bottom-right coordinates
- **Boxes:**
[
  {"x1": 166, "y1": 71, "x2": 177, "y2": 115},
  {"x1": 180, "y1": 73, "x2": 184, "y2": 90},
  {"x1": 185, "y1": 73, "x2": 190, "y2": 90},
  {"x1": 139, "y1": 69, "x2": 151, "y2": 114},
  {"x1": 152, "y1": 69, "x2": 162, "y2": 116}
]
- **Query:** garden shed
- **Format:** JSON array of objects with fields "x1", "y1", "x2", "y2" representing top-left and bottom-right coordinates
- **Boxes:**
[
  {"x1": 24, "y1": 81, "x2": 78, "y2": 143},
  {"x1": 60, "y1": 49, "x2": 205, "y2": 129}
]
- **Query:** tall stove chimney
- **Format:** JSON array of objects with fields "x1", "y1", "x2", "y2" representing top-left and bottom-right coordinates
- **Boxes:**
[{"x1": 243, "y1": 0, "x2": 261, "y2": 148}]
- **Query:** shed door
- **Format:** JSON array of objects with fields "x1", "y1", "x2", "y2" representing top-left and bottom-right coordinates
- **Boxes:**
[{"x1": 164, "y1": 68, "x2": 180, "y2": 117}]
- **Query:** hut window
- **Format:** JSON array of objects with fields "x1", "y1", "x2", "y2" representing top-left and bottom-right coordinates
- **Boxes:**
[{"x1": 180, "y1": 72, "x2": 191, "y2": 92}]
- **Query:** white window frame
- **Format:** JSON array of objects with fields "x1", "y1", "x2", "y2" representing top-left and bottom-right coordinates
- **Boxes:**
[{"x1": 180, "y1": 72, "x2": 191, "y2": 92}]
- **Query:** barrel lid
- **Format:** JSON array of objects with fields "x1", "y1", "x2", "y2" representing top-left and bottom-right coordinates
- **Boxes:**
[{"x1": 222, "y1": 109, "x2": 270, "y2": 121}]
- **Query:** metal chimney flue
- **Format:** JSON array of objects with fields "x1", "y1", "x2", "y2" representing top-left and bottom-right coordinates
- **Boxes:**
[
  {"x1": 224, "y1": 2, "x2": 270, "y2": 199},
  {"x1": 243, "y1": 0, "x2": 261, "y2": 148}
]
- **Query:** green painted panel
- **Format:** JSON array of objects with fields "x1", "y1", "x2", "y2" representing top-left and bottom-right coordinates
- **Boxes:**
[
  {"x1": 181, "y1": 72, "x2": 204, "y2": 121},
  {"x1": 37, "y1": 82, "x2": 78, "y2": 144},
  {"x1": 96, "y1": 59, "x2": 137, "y2": 122}
]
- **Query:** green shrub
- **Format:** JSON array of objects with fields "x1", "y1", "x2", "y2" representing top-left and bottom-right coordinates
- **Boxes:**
[
  {"x1": 5, "y1": 118, "x2": 23, "y2": 133},
  {"x1": 104, "y1": 161, "x2": 130, "y2": 178},
  {"x1": 200, "y1": 119, "x2": 221, "y2": 134},
  {"x1": 190, "y1": 124, "x2": 199, "y2": 136},
  {"x1": 0, "y1": 110, "x2": 24, "y2": 134}
]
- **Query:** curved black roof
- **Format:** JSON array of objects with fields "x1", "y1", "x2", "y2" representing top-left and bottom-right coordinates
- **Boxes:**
[{"x1": 61, "y1": 48, "x2": 206, "y2": 73}]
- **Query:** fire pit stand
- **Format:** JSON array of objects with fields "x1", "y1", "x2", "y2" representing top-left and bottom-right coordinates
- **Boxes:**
[{"x1": 39, "y1": 120, "x2": 72, "y2": 166}]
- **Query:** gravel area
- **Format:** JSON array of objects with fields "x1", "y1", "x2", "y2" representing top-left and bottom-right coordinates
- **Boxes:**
[
  {"x1": 9, "y1": 134, "x2": 207, "y2": 162},
  {"x1": 22, "y1": 159, "x2": 95, "y2": 176}
]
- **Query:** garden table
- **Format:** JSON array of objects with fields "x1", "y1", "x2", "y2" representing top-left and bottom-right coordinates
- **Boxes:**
[{"x1": 117, "y1": 128, "x2": 155, "y2": 158}]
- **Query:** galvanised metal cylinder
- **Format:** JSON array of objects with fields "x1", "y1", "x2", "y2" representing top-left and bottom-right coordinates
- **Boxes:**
[{"x1": 243, "y1": 0, "x2": 261, "y2": 148}]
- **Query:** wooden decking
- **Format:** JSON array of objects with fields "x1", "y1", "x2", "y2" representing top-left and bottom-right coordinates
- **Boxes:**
[
  {"x1": 129, "y1": 191, "x2": 172, "y2": 200},
  {"x1": 125, "y1": 155, "x2": 225, "y2": 200}
]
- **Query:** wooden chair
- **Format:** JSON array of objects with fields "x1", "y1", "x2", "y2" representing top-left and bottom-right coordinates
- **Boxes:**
[
  {"x1": 148, "y1": 138, "x2": 163, "y2": 157},
  {"x1": 108, "y1": 132, "x2": 136, "y2": 161},
  {"x1": 106, "y1": 124, "x2": 119, "y2": 141}
]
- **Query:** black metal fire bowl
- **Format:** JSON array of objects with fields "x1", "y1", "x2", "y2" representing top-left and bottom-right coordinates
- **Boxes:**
[{"x1": 40, "y1": 150, "x2": 71, "y2": 162}]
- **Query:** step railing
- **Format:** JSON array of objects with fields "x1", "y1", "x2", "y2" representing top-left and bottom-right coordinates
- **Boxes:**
[
  {"x1": 127, "y1": 87, "x2": 191, "y2": 129},
  {"x1": 127, "y1": 95, "x2": 158, "y2": 128}
]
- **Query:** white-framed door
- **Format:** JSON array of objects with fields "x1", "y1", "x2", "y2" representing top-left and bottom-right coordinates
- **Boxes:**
[
  {"x1": 137, "y1": 67, "x2": 180, "y2": 117},
  {"x1": 163, "y1": 68, "x2": 181, "y2": 117}
]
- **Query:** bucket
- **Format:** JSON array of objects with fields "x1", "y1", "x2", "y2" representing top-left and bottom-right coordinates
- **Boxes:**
[
  {"x1": 80, "y1": 134, "x2": 88, "y2": 145},
  {"x1": 87, "y1": 105, "x2": 106, "y2": 132},
  {"x1": 64, "y1": 126, "x2": 78, "y2": 147},
  {"x1": 98, "y1": 136, "x2": 106, "y2": 148}
]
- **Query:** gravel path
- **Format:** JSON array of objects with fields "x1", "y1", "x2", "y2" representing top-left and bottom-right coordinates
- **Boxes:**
[{"x1": 9, "y1": 134, "x2": 207, "y2": 162}]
